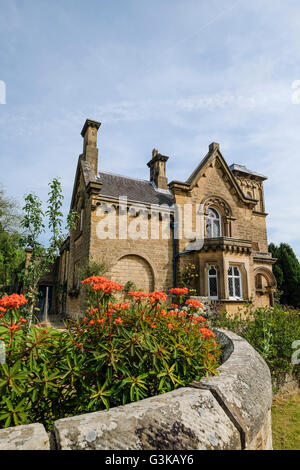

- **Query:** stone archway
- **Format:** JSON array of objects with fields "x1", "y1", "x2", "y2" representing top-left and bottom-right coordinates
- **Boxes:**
[
  {"x1": 254, "y1": 267, "x2": 277, "y2": 290},
  {"x1": 109, "y1": 254, "x2": 155, "y2": 292}
]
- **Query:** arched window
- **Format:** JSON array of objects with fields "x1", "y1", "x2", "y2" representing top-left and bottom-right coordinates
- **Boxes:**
[
  {"x1": 208, "y1": 265, "x2": 218, "y2": 300},
  {"x1": 206, "y1": 207, "x2": 221, "y2": 238},
  {"x1": 228, "y1": 266, "x2": 242, "y2": 300}
]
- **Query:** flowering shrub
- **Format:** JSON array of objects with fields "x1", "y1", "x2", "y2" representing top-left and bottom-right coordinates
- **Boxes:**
[
  {"x1": 0, "y1": 280, "x2": 220, "y2": 429},
  {"x1": 212, "y1": 304, "x2": 300, "y2": 384}
]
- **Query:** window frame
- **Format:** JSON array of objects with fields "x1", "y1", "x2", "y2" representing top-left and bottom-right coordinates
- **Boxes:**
[
  {"x1": 228, "y1": 266, "x2": 243, "y2": 300},
  {"x1": 208, "y1": 265, "x2": 218, "y2": 300},
  {"x1": 206, "y1": 207, "x2": 222, "y2": 238}
]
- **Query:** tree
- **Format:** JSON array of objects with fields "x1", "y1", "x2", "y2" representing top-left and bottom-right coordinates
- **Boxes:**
[
  {"x1": 269, "y1": 242, "x2": 300, "y2": 307},
  {"x1": 20, "y1": 177, "x2": 76, "y2": 327},
  {"x1": 0, "y1": 185, "x2": 25, "y2": 293},
  {"x1": 0, "y1": 185, "x2": 21, "y2": 233}
]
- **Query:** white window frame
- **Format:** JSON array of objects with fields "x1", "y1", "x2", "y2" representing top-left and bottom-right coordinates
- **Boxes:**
[
  {"x1": 208, "y1": 265, "x2": 218, "y2": 300},
  {"x1": 206, "y1": 207, "x2": 222, "y2": 238},
  {"x1": 228, "y1": 266, "x2": 243, "y2": 300}
]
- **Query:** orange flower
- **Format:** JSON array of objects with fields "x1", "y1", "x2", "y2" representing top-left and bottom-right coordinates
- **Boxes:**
[
  {"x1": 170, "y1": 288, "x2": 188, "y2": 295},
  {"x1": 160, "y1": 309, "x2": 167, "y2": 316},
  {"x1": 199, "y1": 328, "x2": 215, "y2": 339},
  {"x1": 88, "y1": 308, "x2": 98, "y2": 316},
  {"x1": 128, "y1": 291, "x2": 149, "y2": 301},
  {"x1": 97, "y1": 318, "x2": 105, "y2": 325},
  {"x1": 168, "y1": 310, "x2": 177, "y2": 316},
  {"x1": 191, "y1": 315, "x2": 206, "y2": 324},
  {"x1": 150, "y1": 322, "x2": 157, "y2": 328},
  {"x1": 115, "y1": 317, "x2": 123, "y2": 325},
  {"x1": 88, "y1": 319, "x2": 95, "y2": 326},
  {"x1": 121, "y1": 302, "x2": 130, "y2": 310},
  {"x1": 82, "y1": 316, "x2": 87, "y2": 323},
  {"x1": 0, "y1": 293, "x2": 27, "y2": 310},
  {"x1": 8, "y1": 323, "x2": 20, "y2": 332},
  {"x1": 0, "y1": 306, "x2": 6, "y2": 312},
  {"x1": 43, "y1": 329, "x2": 49, "y2": 334},
  {"x1": 148, "y1": 291, "x2": 168, "y2": 303},
  {"x1": 167, "y1": 323, "x2": 174, "y2": 330},
  {"x1": 170, "y1": 304, "x2": 179, "y2": 309},
  {"x1": 185, "y1": 299, "x2": 204, "y2": 309},
  {"x1": 81, "y1": 276, "x2": 123, "y2": 294},
  {"x1": 19, "y1": 318, "x2": 27, "y2": 324}
]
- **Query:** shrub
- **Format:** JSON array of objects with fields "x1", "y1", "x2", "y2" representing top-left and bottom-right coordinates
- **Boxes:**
[
  {"x1": 0, "y1": 281, "x2": 221, "y2": 430},
  {"x1": 212, "y1": 304, "x2": 300, "y2": 383}
]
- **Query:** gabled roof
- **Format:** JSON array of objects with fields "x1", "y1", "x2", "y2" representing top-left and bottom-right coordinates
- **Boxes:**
[
  {"x1": 170, "y1": 142, "x2": 258, "y2": 206},
  {"x1": 70, "y1": 156, "x2": 174, "y2": 210}
]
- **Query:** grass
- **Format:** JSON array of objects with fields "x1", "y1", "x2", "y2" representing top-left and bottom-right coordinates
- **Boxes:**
[{"x1": 272, "y1": 392, "x2": 300, "y2": 450}]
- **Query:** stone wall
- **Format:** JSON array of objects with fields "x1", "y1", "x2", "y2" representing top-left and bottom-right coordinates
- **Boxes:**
[{"x1": 0, "y1": 330, "x2": 273, "y2": 450}]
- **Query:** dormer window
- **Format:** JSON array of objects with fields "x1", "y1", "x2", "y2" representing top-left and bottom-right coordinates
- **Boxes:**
[{"x1": 206, "y1": 207, "x2": 221, "y2": 238}]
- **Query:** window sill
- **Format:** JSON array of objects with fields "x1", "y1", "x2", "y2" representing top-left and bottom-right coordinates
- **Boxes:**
[{"x1": 219, "y1": 299, "x2": 253, "y2": 303}]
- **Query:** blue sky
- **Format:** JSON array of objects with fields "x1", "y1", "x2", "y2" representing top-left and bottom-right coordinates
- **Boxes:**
[{"x1": 0, "y1": 0, "x2": 300, "y2": 256}]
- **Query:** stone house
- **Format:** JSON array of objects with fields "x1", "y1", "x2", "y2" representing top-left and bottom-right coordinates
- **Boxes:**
[{"x1": 57, "y1": 119, "x2": 276, "y2": 318}]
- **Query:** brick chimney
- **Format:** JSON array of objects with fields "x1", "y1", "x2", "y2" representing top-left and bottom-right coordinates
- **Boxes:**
[
  {"x1": 81, "y1": 119, "x2": 101, "y2": 175},
  {"x1": 147, "y1": 148, "x2": 169, "y2": 189}
]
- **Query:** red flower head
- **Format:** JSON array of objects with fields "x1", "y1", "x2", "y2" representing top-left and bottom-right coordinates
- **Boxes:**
[
  {"x1": 115, "y1": 317, "x2": 123, "y2": 325},
  {"x1": 168, "y1": 323, "x2": 174, "y2": 330},
  {"x1": 150, "y1": 322, "x2": 157, "y2": 329},
  {"x1": 199, "y1": 328, "x2": 215, "y2": 339},
  {"x1": 0, "y1": 294, "x2": 27, "y2": 310},
  {"x1": 88, "y1": 308, "x2": 98, "y2": 316},
  {"x1": 9, "y1": 323, "x2": 20, "y2": 332},
  {"x1": 81, "y1": 276, "x2": 123, "y2": 294},
  {"x1": 121, "y1": 302, "x2": 130, "y2": 310},
  {"x1": 169, "y1": 288, "x2": 188, "y2": 296},
  {"x1": 148, "y1": 291, "x2": 168, "y2": 303},
  {"x1": 88, "y1": 319, "x2": 95, "y2": 326},
  {"x1": 194, "y1": 315, "x2": 206, "y2": 323},
  {"x1": 128, "y1": 291, "x2": 149, "y2": 301},
  {"x1": 185, "y1": 299, "x2": 204, "y2": 310},
  {"x1": 170, "y1": 304, "x2": 179, "y2": 309},
  {"x1": 19, "y1": 318, "x2": 27, "y2": 324}
]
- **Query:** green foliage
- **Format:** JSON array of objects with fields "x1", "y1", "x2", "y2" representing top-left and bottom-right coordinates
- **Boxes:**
[
  {"x1": 269, "y1": 242, "x2": 300, "y2": 307},
  {"x1": 181, "y1": 263, "x2": 199, "y2": 295},
  {"x1": 0, "y1": 232, "x2": 25, "y2": 293},
  {"x1": 0, "y1": 185, "x2": 25, "y2": 294},
  {"x1": 0, "y1": 286, "x2": 220, "y2": 430},
  {"x1": 20, "y1": 178, "x2": 77, "y2": 326},
  {"x1": 123, "y1": 280, "x2": 138, "y2": 293},
  {"x1": 213, "y1": 304, "x2": 300, "y2": 382}
]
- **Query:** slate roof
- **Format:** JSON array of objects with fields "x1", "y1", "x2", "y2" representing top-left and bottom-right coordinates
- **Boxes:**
[
  {"x1": 96, "y1": 171, "x2": 175, "y2": 207},
  {"x1": 229, "y1": 164, "x2": 267, "y2": 180}
]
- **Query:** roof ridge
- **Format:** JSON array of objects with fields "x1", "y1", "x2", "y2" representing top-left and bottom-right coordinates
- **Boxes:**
[{"x1": 98, "y1": 170, "x2": 150, "y2": 184}]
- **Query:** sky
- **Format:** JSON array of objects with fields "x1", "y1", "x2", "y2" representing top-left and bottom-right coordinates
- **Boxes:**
[{"x1": 0, "y1": 0, "x2": 300, "y2": 257}]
